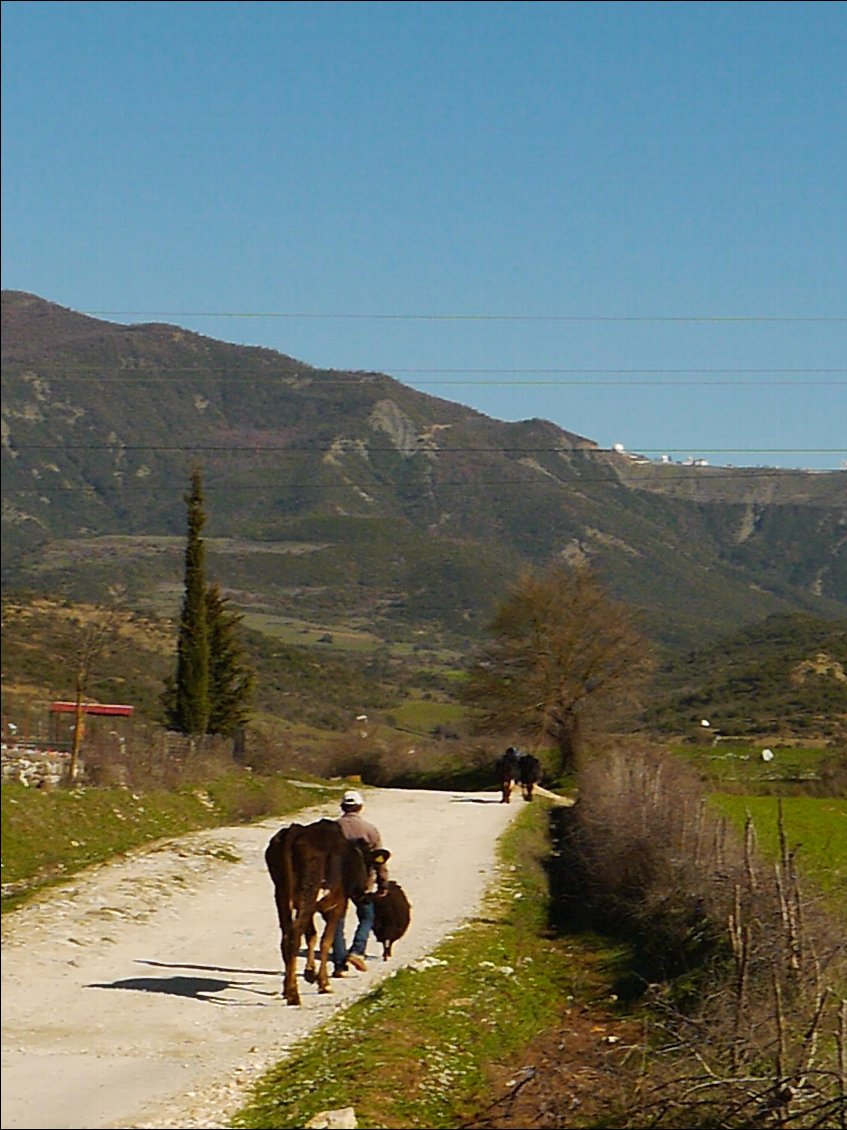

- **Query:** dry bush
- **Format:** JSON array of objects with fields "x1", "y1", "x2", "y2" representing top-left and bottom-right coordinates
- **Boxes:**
[
  {"x1": 305, "y1": 730, "x2": 501, "y2": 788},
  {"x1": 566, "y1": 746, "x2": 847, "y2": 1128},
  {"x1": 82, "y1": 726, "x2": 238, "y2": 791},
  {"x1": 238, "y1": 729, "x2": 310, "y2": 777},
  {"x1": 817, "y1": 749, "x2": 847, "y2": 798}
]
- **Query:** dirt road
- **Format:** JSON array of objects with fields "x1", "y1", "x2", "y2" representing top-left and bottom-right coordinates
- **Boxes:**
[{"x1": 1, "y1": 787, "x2": 520, "y2": 1130}]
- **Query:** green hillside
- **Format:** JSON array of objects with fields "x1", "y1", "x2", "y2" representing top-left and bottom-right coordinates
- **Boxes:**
[
  {"x1": 647, "y1": 612, "x2": 847, "y2": 740},
  {"x1": 3, "y1": 290, "x2": 846, "y2": 655}
]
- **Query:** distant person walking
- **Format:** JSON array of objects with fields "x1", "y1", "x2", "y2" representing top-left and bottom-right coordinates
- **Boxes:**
[{"x1": 332, "y1": 790, "x2": 389, "y2": 975}]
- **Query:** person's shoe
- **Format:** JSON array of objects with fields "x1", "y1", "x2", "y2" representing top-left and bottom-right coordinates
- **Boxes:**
[
  {"x1": 346, "y1": 953, "x2": 367, "y2": 972},
  {"x1": 332, "y1": 967, "x2": 348, "y2": 979}
]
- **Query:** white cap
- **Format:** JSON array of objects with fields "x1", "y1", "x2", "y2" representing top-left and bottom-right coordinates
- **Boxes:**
[{"x1": 341, "y1": 789, "x2": 364, "y2": 808}]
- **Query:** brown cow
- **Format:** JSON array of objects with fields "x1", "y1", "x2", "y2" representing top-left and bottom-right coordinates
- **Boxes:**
[{"x1": 264, "y1": 818, "x2": 389, "y2": 1005}]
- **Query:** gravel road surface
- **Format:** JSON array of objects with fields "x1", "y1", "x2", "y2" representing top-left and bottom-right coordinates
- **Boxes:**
[{"x1": 2, "y1": 787, "x2": 520, "y2": 1130}]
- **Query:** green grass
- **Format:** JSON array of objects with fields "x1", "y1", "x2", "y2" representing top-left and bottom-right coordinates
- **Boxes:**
[
  {"x1": 711, "y1": 793, "x2": 847, "y2": 910},
  {"x1": 671, "y1": 740, "x2": 833, "y2": 789},
  {"x1": 230, "y1": 800, "x2": 619, "y2": 1130},
  {"x1": 241, "y1": 612, "x2": 384, "y2": 652},
  {"x1": 386, "y1": 699, "x2": 466, "y2": 733},
  {"x1": 0, "y1": 772, "x2": 336, "y2": 912}
]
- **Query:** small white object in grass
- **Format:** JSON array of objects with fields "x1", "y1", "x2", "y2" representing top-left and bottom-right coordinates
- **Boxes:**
[
  {"x1": 700, "y1": 719, "x2": 710, "y2": 727},
  {"x1": 761, "y1": 748, "x2": 774, "y2": 762}
]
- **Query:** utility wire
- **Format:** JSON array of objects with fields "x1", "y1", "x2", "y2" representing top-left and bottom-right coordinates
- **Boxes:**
[
  {"x1": 84, "y1": 309, "x2": 847, "y2": 323},
  {"x1": 3, "y1": 370, "x2": 844, "y2": 388},
  {"x1": 9, "y1": 442, "x2": 846, "y2": 455},
  {"x1": 7, "y1": 467, "x2": 844, "y2": 494}
]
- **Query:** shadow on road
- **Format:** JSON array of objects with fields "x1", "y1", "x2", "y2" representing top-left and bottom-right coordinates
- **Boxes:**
[
  {"x1": 87, "y1": 966, "x2": 277, "y2": 1005},
  {"x1": 138, "y1": 957, "x2": 278, "y2": 977}
]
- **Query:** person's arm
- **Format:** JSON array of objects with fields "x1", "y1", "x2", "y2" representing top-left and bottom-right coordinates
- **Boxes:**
[{"x1": 370, "y1": 825, "x2": 390, "y2": 893}]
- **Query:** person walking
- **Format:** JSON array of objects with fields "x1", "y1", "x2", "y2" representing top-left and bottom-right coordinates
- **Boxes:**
[{"x1": 332, "y1": 789, "x2": 389, "y2": 976}]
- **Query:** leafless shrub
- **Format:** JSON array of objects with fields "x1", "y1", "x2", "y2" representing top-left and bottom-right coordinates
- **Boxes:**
[
  {"x1": 306, "y1": 730, "x2": 501, "y2": 787},
  {"x1": 82, "y1": 725, "x2": 238, "y2": 791},
  {"x1": 567, "y1": 746, "x2": 847, "y2": 1128}
]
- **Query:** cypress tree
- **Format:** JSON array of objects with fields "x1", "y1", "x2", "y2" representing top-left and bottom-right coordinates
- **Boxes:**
[
  {"x1": 206, "y1": 582, "x2": 254, "y2": 736},
  {"x1": 167, "y1": 467, "x2": 210, "y2": 735}
]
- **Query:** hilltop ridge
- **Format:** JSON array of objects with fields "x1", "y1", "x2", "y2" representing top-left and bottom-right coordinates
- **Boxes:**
[{"x1": 2, "y1": 290, "x2": 845, "y2": 652}]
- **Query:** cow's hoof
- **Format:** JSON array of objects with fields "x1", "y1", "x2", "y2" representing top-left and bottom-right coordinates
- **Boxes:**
[
  {"x1": 303, "y1": 968, "x2": 318, "y2": 984},
  {"x1": 318, "y1": 983, "x2": 333, "y2": 994}
]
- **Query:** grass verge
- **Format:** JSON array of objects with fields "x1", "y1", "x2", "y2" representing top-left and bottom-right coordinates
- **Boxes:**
[
  {"x1": 0, "y1": 772, "x2": 337, "y2": 913},
  {"x1": 230, "y1": 799, "x2": 623, "y2": 1130}
]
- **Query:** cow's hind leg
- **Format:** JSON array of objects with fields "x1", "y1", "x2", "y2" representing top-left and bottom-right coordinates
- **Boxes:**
[
  {"x1": 302, "y1": 914, "x2": 319, "y2": 983},
  {"x1": 315, "y1": 899, "x2": 345, "y2": 993},
  {"x1": 281, "y1": 927, "x2": 302, "y2": 1006}
]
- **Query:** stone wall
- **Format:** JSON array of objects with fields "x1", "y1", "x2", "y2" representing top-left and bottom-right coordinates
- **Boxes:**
[{"x1": 1, "y1": 743, "x2": 77, "y2": 787}]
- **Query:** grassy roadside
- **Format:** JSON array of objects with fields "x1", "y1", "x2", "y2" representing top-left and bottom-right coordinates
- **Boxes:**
[
  {"x1": 230, "y1": 799, "x2": 628, "y2": 1130},
  {"x1": 6, "y1": 746, "x2": 843, "y2": 1128},
  {"x1": 0, "y1": 771, "x2": 337, "y2": 913}
]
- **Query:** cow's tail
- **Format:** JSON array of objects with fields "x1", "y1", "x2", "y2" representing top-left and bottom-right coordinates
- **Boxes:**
[{"x1": 265, "y1": 826, "x2": 298, "y2": 931}]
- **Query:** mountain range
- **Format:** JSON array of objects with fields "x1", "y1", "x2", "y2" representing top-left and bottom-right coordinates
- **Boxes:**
[{"x1": 2, "y1": 290, "x2": 845, "y2": 655}]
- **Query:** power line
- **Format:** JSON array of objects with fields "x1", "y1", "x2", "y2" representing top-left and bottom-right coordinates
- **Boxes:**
[
  {"x1": 4, "y1": 364, "x2": 845, "y2": 386},
  {"x1": 9, "y1": 442, "x2": 846, "y2": 455},
  {"x1": 83, "y1": 309, "x2": 847, "y2": 323},
  {"x1": 6, "y1": 467, "x2": 843, "y2": 495}
]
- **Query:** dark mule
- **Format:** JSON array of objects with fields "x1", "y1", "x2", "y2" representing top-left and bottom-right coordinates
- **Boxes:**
[
  {"x1": 519, "y1": 753, "x2": 541, "y2": 801},
  {"x1": 497, "y1": 746, "x2": 521, "y2": 803}
]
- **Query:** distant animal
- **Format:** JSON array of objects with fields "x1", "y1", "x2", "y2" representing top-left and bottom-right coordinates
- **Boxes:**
[
  {"x1": 497, "y1": 746, "x2": 521, "y2": 803},
  {"x1": 371, "y1": 880, "x2": 411, "y2": 960},
  {"x1": 518, "y1": 753, "x2": 541, "y2": 801},
  {"x1": 264, "y1": 818, "x2": 389, "y2": 1006}
]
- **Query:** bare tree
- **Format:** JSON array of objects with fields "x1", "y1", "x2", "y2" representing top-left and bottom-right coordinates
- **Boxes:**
[
  {"x1": 65, "y1": 589, "x2": 125, "y2": 781},
  {"x1": 462, "y1": 562, "x2": 653, "y2": 773}
]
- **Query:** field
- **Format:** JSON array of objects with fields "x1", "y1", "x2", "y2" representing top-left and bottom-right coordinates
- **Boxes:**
[{"x1": 712, "y1": 792, "x2": 847, "y2": 908}]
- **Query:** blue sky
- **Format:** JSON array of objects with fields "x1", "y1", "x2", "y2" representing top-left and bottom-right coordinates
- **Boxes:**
[{"x1": 2, "y1": 1, "x2": 845, "y2": 470}]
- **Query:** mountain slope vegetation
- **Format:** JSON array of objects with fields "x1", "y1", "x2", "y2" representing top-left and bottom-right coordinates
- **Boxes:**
[
  {"x1": 3, "y1": 290, "x2": 845, "y2": 655},
  {"x1": 647, "y1": 611, "x2": 847, "y2": 740}
]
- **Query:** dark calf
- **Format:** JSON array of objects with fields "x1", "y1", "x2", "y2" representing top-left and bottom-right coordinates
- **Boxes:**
[{"x1": 371, "y1": 880, "x2": 411, "y2": 960}]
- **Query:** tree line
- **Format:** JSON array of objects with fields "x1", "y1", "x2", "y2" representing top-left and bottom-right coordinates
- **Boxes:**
[
  {"x1": 56, "y1": 464, "x2": 652, "y2": 763},
  {"x1": 165, "y1": 466, "x2": 652, "y2": 757}
]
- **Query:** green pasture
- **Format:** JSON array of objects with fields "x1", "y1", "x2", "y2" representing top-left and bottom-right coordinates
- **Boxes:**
[
  {"x1": 241, "y1": 612, "x2": 383, "y2": 652},
  {"x1": 385, "y1": 698, "x2": 466, "y2": 734},
  {"x1": 711, "y1": 793, "x2": 847, "y2": 911},
  {"x1": 671, "y1": 740, "x2": 832, "y2": 788}
]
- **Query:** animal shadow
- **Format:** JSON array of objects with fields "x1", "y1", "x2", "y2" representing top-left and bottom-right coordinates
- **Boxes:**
[{"x1": 88, "y1": 959, "x2": 277, "y2": 1005}]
